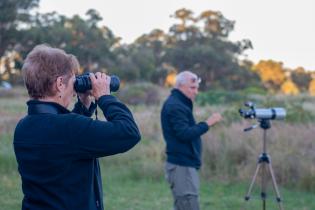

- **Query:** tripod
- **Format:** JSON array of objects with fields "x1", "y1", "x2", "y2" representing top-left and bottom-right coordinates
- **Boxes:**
[{"x1": 244, "y1": 119, "x2": 284, "y2": 210}]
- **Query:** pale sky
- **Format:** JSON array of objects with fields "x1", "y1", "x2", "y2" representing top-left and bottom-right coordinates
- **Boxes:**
[{"x1": 38, "y1": 0, "x2": 315, "y2": 70}]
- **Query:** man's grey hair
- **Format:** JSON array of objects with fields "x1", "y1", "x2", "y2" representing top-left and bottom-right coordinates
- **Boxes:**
[{"x1": 174, "y1": 71, "x2": 200, "y2": 88}]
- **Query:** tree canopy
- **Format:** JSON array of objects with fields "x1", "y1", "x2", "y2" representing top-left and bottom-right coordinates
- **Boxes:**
[
  {"x1": 0, "y1": 0, "x2": 39, "y2": 57},
  {"x1": 0, "y1": 2, "x2": 313, "y2": 94}
]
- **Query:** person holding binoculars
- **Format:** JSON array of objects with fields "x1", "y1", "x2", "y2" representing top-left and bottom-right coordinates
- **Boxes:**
[{"x1": 13, "y1": 44, "x2": 141, "y2": 210}]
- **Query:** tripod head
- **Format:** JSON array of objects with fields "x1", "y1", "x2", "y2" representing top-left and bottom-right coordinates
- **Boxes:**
[{"x1": 243, "y1": 119, "x2": 271, "y2": 132}]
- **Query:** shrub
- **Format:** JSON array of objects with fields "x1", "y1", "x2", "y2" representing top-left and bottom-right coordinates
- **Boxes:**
[
  {"x1": 196, "y1": 89, "x2": 268, "y2": 107},
  {"x1": 285, "y1": 102, "x2": 315, "y2": 124},
  {"x1": 196, "y1": 90, "x2": 246, "y2": 106},
  {"x1": 117, "y1": 82, "x2": 161, "y2": 105}
]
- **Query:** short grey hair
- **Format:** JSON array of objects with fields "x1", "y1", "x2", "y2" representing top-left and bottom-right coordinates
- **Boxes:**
[
  {"x1": 22, "y1": 44, "x2": 79, "y2": 99},
  {"x1": 174, "y1": 71, "x2": 200, "y2": 88}
]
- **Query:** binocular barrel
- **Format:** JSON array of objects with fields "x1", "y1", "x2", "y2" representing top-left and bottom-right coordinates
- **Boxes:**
[{"x1": 74, "y1": 74, "x2": 120, "y2": 93}]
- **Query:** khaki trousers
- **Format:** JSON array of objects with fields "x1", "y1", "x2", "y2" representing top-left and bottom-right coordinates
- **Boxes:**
[{"x1": 165, "y1": 162, "x2": 200, "y2": 210}]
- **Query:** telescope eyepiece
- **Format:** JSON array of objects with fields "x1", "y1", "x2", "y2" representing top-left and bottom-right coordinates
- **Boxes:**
[{"x1": 245, "y1": 101, "x2": 254, "y2": 108}]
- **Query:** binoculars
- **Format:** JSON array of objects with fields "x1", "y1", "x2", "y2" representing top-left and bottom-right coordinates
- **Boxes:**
[{"x1": 74, "y1": 73, "x2": 120, "y2": 93}]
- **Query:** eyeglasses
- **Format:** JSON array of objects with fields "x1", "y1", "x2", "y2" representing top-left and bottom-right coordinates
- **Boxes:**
[{"x1": 191, "y1": 77, "x2": 201, "y2": 84}]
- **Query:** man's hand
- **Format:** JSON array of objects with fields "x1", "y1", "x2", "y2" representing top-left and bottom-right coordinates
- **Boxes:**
[
  {"x1": 206, "y1": 113, "x2": 222, "y2": 127},
  {"x1": 90, "y1": 72, "x2": 110, "y2": 100}
]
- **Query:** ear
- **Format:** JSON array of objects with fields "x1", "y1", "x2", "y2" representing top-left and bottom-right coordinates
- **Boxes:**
[{"x1": 56, "y1": 76, "x2": 65, "y2": 93}]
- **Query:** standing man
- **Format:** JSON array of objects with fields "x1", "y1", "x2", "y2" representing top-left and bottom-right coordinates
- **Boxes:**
[{"x1": 161, "y1": 71, "x2": 222, "y2": 210}]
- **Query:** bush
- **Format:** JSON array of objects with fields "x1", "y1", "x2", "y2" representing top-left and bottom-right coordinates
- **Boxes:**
[
  {"x1": 285, "y1": 102, "x2": 315, "y2": 124},
  {"x1": 254, "y1": 96, "x2": 315, "y2": 124},
  {"x1": 196, "y1": 91, "x2": 315, "y2": 124},
  {"x1": 196, "y1": 90, "x2": 247, "y2": 106},
  {"x1": 196, "y1": 89, "x2": 269, "y2": 106},
  {"x1": 117, "y1": 82, "x2": 161, "y2": 105},
  {"x1": 241, "y1": 86, "x2": 267, "y2": 95}
]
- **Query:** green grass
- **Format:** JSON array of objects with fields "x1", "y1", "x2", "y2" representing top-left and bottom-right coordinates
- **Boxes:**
[
  {"x1": 0, "y1": 172, "x2": 22, "y2": 210},
  {"x1": 2, "y1": 164, "x2": 314, "y2": 210},
  {"x1": 1, "y1": 135, "x2": 315, "y2": 209},
  {"x1": 0, "y1": 98, "x2": 27, "y2": 115},
  {"x1": 99, "y1": 153, "x2": 315, "y2": 210}
]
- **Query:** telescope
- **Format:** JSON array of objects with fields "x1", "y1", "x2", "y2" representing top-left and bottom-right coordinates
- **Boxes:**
[{"x1": 239, "y1": 102, "x2": 286, "y2": 121}]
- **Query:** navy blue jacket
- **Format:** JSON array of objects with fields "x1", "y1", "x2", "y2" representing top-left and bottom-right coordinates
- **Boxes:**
[
  {"x1": 161, "y1": 89, "x2": 209, "y2": 169},
  {"x1": 13, "y1": 95, "x2": 141, "y2": 210}
]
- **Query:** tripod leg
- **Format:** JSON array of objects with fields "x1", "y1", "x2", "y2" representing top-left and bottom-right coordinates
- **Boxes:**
[
  {"x1": 245, "y1": 162, "x2": 261, "y2": 201},
  {"x1": 261, "y1": 163, "x2": 267, "y2": 210},
  {"x1": 267, "y1": 163, "x2": 284, "y2": 210}
]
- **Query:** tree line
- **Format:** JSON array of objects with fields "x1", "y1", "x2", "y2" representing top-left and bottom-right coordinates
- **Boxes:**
[{"x1": 1, "y1": 0, "x2": 314, "y2": 94}]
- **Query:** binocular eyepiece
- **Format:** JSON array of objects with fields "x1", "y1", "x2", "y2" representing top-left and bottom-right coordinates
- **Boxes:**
[{"x1": 74, "y1": 73, "x2": 120, "y2": 93}]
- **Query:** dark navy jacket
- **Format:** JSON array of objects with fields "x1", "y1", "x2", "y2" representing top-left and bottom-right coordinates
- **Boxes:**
[
  {"x1": 13, "y1": 95, "x2": 141, "y2": 210},
  {"x1": 161, "y1": 89, "x2": 209, "y2": 169}
]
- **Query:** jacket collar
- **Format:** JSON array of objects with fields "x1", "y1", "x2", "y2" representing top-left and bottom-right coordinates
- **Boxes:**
[
  {"x1": 171, "y1": 88, "x2": 193, "y2": 109},
  {"x1": 27, "y1": 100, "x2": 70, "y2": 115}
]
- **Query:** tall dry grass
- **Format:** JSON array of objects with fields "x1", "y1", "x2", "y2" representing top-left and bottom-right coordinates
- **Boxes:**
[
  {"x1": 132, "y1": 103, "x2": 315, "y2": 193},
  {"x1": 1, "y1": 88, "x2": 315, "y2": 193},
  {"x1": 201, "y1": 122, "x2": 315, "y2": 192}
]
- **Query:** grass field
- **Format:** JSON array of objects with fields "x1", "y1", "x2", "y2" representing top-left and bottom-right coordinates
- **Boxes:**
[
  {"x1": 0, "y1": 88, "x2": 315, "y2": 209},
  {"x1": 1, "y1": 143, "x2": 315, "y2": 210}
]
